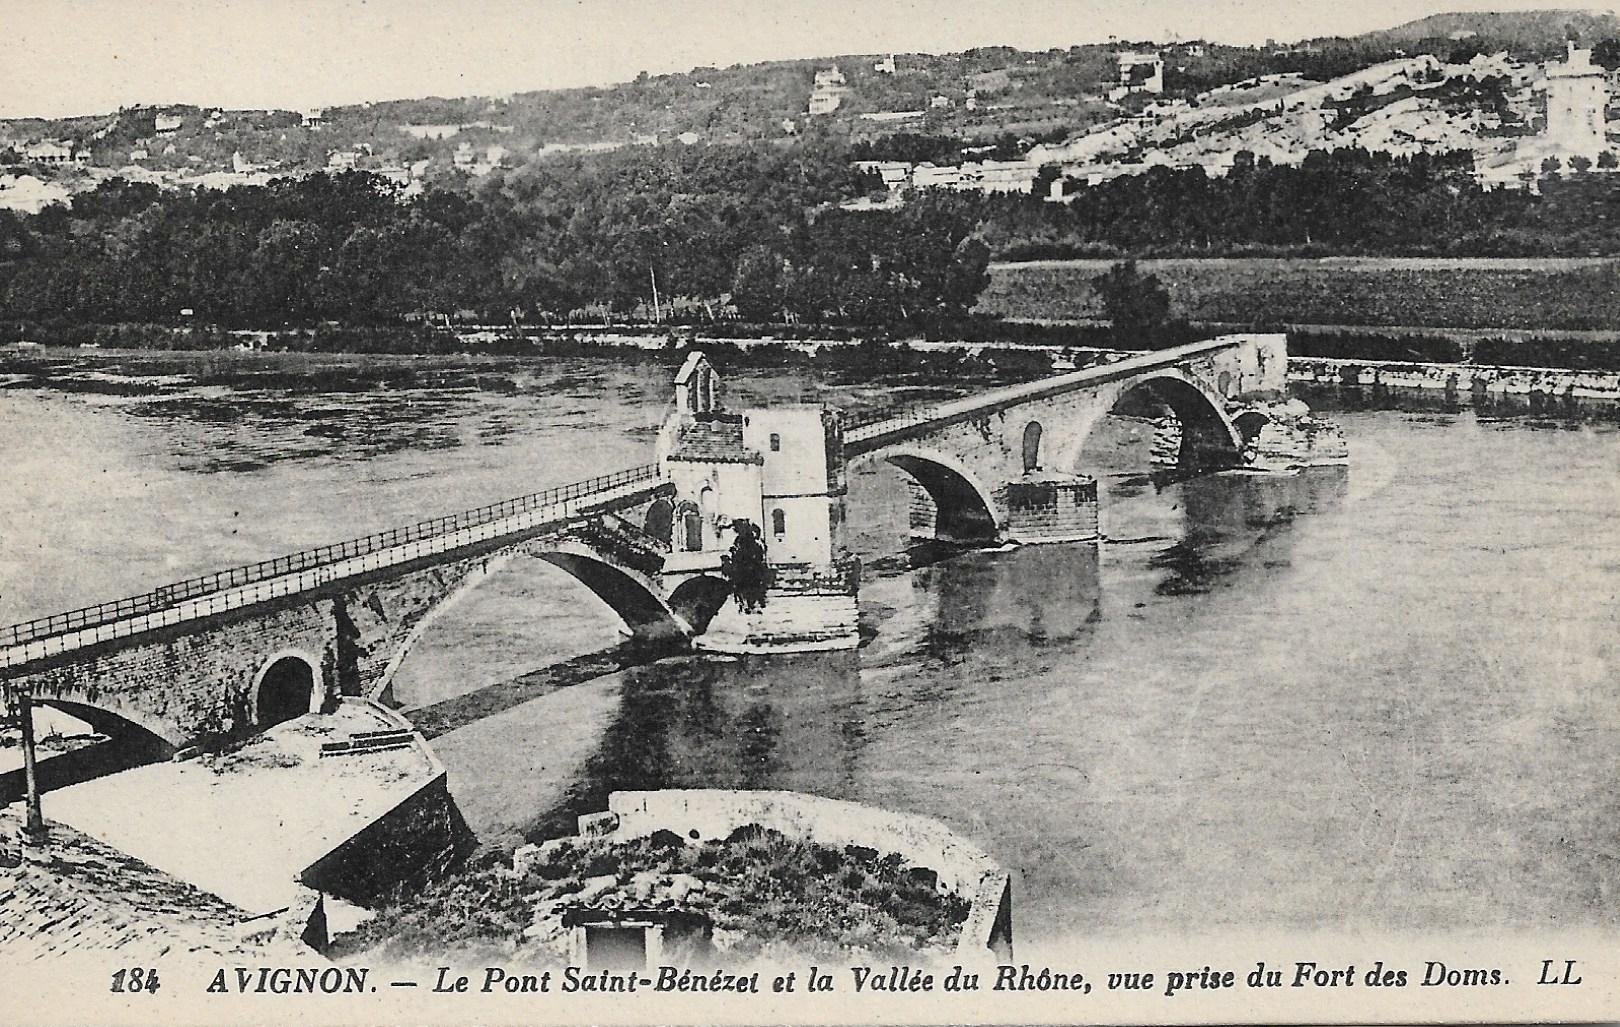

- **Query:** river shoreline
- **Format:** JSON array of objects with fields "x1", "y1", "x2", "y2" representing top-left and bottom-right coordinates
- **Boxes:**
[
  {"x1": 7, "y1": 334, "x2": 1618, "y2": 422},
  {"x1": 8, "y1": 312, "x2": 1620, "y2": 372}
]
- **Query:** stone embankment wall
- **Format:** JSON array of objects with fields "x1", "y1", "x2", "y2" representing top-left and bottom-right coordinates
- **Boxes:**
[
  {"x1": 511, "y1": 330, "x2": 1620, "y2": 413},
  {"x1": 1288, "y1": 357, "x2": 1620, "y2": 414},
  {"x1": 581, "y1": 789, "x2": 1013, "y2": 961}
]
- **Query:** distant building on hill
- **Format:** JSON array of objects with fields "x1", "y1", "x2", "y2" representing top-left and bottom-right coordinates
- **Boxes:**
[
  {"x1": 853, "y1": 159, "x2": 911, "y2": 191},
  {"x1": 1112, "y1": 51, "x2": 1164, "y2": 101},
  {"x1": 23, "y1": 140, "x2": 77, "y2": 164},
  {"x1": 809, "y1": 66, "x2": 850, "y2": 115},
  {"x1": 154, "y1": 113, "x2": 184, "y2": 134},
  {"x1": 1543, "y1": 42, "x2": 1607, "y2": 160}
]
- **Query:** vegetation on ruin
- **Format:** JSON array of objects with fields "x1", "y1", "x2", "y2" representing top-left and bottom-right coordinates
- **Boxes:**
[{"x1": 331, "y1": 825, "x2": 971, "y2": 963}]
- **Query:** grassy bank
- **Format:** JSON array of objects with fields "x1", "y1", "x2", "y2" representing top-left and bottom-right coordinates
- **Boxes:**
[{"x1": 980, "y1": 258, "x2": 1620, "y2": 333}]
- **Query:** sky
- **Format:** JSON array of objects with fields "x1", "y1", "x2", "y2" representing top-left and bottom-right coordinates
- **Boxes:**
[{"x1": 0, "y1": 0, "x2": 1612, "y2": 119}]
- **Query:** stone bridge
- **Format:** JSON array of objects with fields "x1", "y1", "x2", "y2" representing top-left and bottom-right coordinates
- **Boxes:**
[
  {"x1": 844, "y1": 334, "x2": 1286, "y2": 544},
  {"x1": 0, "y1": 334, "x2": 1306, "y2": 750},
  {"x1": 0, "y1": 468, "x2": 711, "y2": 750}
]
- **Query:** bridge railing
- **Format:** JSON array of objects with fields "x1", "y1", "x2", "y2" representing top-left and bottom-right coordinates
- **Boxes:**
[
  {"x1": 842, "y1": 404, "x2": 943, "y2": 439},
  {"x1": 0, "y1": 463, "x2": 662, "y2": 653}
]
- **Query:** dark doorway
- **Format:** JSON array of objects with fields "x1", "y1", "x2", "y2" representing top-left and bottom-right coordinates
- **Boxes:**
[
  {"x1": 680, "y1": 504, "x2": 703, "y2": 552},
  {"x1": 257, "y1": 656, "x2": 315, "y2": 728},
  {"x1": 643, "y1": 498, "x2": 674, "y2": 545},
  {"x1": 1022, "y1": 421, "x2": 1044, "y2": 473},
  {"x1": 585, "y1": 925, "x2": 647, "y2": 970}
]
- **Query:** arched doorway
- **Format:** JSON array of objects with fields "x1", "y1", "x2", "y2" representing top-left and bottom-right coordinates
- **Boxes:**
[
  {"x1": 677, "y1": 502, "x2": 704, "y2": 552},
  {"x1": 255, "y1": 655, "x2": 316, "y2": 728}
]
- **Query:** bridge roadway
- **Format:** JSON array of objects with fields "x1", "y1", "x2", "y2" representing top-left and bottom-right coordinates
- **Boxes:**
[
  {"x1": 0, "y1": 466, "x2": 669, "y2": 671},
  {"x1": 844, "y1": 336, "x2": 1247, "y2": 456}
]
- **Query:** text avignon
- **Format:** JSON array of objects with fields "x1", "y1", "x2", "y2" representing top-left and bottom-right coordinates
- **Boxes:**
[{"x1": 207, "y1": 968, "x2": 370, "y2": 994}]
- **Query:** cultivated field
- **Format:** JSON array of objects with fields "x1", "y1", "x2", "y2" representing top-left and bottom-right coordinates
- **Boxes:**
[{"x1": 980, "y1": 257, "x2": 1620, "y2": 332}]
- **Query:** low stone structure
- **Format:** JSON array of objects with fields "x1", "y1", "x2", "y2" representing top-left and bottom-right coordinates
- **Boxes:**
[
  {"x1": 578, "y1": 789, "x2": 1013, "y2": 963},
  {"x1": 30, "y1": 697, "x2": 466, "y2": 929}
]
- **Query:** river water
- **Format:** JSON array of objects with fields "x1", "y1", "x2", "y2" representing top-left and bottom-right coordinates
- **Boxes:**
[{"x1": 0, "y1": 347, "x2": 1615, "y2": 941}]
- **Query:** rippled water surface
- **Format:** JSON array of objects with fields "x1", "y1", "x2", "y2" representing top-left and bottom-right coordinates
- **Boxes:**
[{"x1": 1, "y1": 347, "x2": 1615, "y2": 940}]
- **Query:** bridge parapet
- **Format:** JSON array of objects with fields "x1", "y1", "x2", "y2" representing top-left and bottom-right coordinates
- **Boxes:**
[{"x1": 0, "y1": 465, "x2": 667, "y2": 672}]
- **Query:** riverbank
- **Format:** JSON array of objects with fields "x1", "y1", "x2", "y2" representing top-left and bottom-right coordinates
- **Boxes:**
[
  {"x1": 11, "y1": 310, "x2": 1620, "y2": 373},
  {"x1": 7, "y1": 330, "x2": 1619, "y2": 424},
  {"x1": 981, "y1": 256, "x2": 1620, "y2": 333}
]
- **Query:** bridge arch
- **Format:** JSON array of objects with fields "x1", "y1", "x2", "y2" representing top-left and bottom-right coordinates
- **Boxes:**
[
  {"x1": 850, "y1": 445, "x2": 1002, "y2": 544},
  {"x1": 370, "y1": 540, "x2": 691, "y2": 702},
  {"x1": 1058, "y1": 370, "x2": 1244, "y2": 472},
  {"x1": 31, "y1": 696, "x2": 183, "y2": 755},
  {"x1": 533, "y1": 546, "x2": 689, "y2": 641},
  {"x1": 251, "y1": 648, "x2": 322, "y2": 728},
  {"x1": 667, "y1": 574, "x2": 733, "y2": 633}
]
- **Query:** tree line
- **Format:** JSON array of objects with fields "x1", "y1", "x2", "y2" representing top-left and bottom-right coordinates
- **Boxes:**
[
  {"x1": 4, "y1": 140, "x2": 1620, "y2": 336},
  {"x1": 0, "y1": 143, "x2": 988, "y2": 329},
  {"x1": 982, "y1": 148, "x2": 1620, "y2": 258}
]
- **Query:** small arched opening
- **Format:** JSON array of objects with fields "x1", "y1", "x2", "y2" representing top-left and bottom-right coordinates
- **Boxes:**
[
  {"x1": 1021, "y1": 420, "x2": 1044, "y2": 473},
  {"x1": 254, "y1": 654, "x2": 317, "y2": 729},
  {"x1": 677, "y1": 501, "x2": 704, "y2": 552},
  {"x1": 1232, "y1": 410, "x2": 1270, "y2": 449}
]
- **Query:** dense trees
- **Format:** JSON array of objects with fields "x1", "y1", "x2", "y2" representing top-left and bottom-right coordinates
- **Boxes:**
[
  {"x1": 986, "y1": 149, "x2": 1620, "y2": 259},
  {"x1": 0, "y1": 144, "x2": 991, "y2": 329},
  {"x1": 5, "y1": 140, "x2": 1620, "y2": 336}
]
